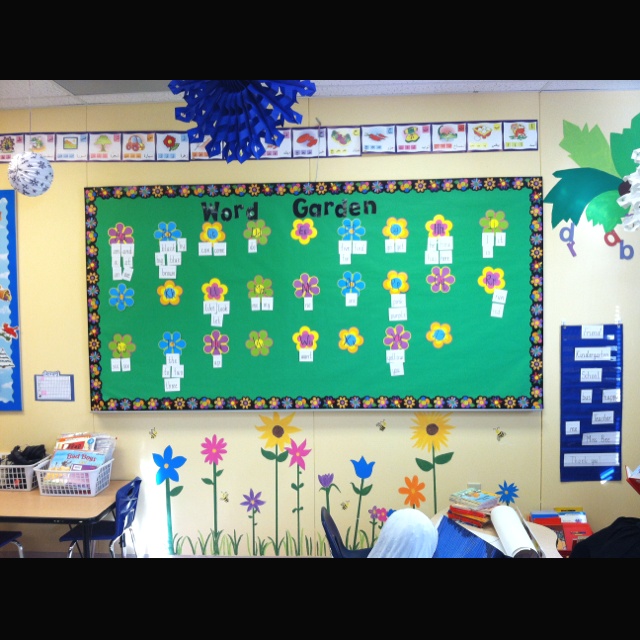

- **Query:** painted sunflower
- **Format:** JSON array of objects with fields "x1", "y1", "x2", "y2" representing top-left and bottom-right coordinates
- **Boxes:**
[
  {"x1": 410, "y1": 412, "x2": 454, "y2": 452},
  {"x1": 256, "y1": 412, "x2": 301, "y2": 449}
]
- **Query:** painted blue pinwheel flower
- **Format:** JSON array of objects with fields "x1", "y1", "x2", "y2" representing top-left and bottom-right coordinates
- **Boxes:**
[
  {"x1": 546, "y1": 112, "x2": 640, "y2": 233},
  {"x1": 496, "y1": 480, "x2": 519, "y2": 505},
  {"x1": 169, "y1": 80, "x2": 317, "y2": 164}
]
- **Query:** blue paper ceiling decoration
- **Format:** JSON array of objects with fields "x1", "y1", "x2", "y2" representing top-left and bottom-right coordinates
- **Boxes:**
[{"x1": 169, "y1": 80, "x2": 317, "y2": 164}]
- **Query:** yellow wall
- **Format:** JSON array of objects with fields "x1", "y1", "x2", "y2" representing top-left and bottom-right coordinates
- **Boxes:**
[{"x1": 0, "y1": 90, "x2": 638, "y2": 557}]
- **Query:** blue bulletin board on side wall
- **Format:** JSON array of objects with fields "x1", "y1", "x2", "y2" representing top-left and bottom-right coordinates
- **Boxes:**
[
  {"x1": 0, "y1": 190, "x2": 22, "y2": 411},
  {"x1": 85, "y1": 177, "x2": 543, "y2": 412}
]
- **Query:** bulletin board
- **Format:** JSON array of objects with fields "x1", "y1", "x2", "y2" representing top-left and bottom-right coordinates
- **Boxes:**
[
  {"x1": 0, "y1": 190, "x2": 22, "y2": 412},
  {"x1": 85, "y1": 177, "x2": 543, "y2": 412}
]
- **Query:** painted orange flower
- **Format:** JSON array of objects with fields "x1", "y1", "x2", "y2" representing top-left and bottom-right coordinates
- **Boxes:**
[{"x1": 399, "y1": 475, "x2": 426, "y2": 508}]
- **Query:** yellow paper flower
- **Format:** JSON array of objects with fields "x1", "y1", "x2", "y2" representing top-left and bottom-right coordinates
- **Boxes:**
[
  {"x1": 383, "y1": 270, "x2": 409, "y2": 294},
  {"x1": 202, "y1": 278, "x2": 228, "y2": 301},
  {"x1": 426, "y1": 322, "x2": 453, "y2": 349},
  {"x1": 338, "y1": 327, "x2": 364, "y2": 354},
  {"x1": 425, "y1": 214, "x2": 453, "y2": 238},
  {"x1": 382, "y1": 217, "x2": 409, "y2": 240},
  {"x1": 291, "y1": 219, "x2": 317, "y2": 245},
  {"x1": 157, "y1": 281, "x2": 183, "y2": 306},
  {"x1": 200, "y1": 221, "x2": 226, "y2": 245},
  {"x1": 477, "y1": 267, "x2": 506, "y2": 294},
  {"x1": 293, "y1": 326, "x2": 319, "y2": 351}
]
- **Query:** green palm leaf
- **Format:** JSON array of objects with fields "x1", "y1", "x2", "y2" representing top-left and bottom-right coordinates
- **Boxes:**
[
  {"x1": 560, "y1": 120, "x2": 617, "y2": 175},
  {"x1": 546, "y1": 168, "x2": 622, "y2": 228},
  {"x1": 611, "y1": 112, "x2": 640, "y2": 178},
  {"x1": 585, "y1": 190, "x2": 627, "y2": 232}
]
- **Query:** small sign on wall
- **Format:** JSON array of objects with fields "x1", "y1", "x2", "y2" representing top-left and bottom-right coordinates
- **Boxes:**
[{"x1": 35, "y1": 371, "x2": 75, "y2": 402}]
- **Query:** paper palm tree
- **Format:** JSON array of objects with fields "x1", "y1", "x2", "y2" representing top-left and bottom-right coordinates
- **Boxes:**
[{"x1": 546, "y1": 113, "x2": 640, "y2": 233}]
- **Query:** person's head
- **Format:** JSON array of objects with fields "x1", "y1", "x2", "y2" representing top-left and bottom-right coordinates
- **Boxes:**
[{"x1": 368, "y1": 508, "x2": 438, "y2": 558}]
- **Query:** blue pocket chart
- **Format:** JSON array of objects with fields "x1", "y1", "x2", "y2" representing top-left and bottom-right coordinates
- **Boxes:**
[{"x1": 560, "y1": 324, "x2": 623, "y2": 482}]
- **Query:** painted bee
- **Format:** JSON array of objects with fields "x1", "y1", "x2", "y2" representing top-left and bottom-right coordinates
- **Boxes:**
[
  {"x1": 376, "y1": 420, "x2": 387, "y2": 432},
  {"x1": 220, "y1": 491, "x2": 229, "y2": 503},
  {"x1": 149, "y1": 427, "x2": 158, "y2": 439},
  {"x1": 341, "y1": 501, "x2": 350, "y2": 510},
  {"x1": 494, "y1": 427, "x2": 506, "y2": 442}
]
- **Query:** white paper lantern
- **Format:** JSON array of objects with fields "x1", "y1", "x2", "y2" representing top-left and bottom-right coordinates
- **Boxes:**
[{"x1": 8, "y1": 152, "x2": 54, "y2": 197}]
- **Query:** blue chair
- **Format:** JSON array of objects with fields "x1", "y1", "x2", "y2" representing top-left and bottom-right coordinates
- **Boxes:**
[
  {"x1": 60, "y1": 477, "x2": 141, "y2": 558},
  {"x1": 321, "y1": 507, "x2": 371, "y2": 558},
  {"x1": 0, "y1": 531, "x2": 24, "y2": 558}
]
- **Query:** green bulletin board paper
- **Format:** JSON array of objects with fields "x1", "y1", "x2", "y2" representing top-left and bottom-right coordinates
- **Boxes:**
[{"x1": 86, "y1": 178, "x2": 543, "y2": 411}]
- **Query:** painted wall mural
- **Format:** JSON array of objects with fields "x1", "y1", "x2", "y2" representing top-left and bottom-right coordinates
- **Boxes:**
[{"x1": 150, "y1": 411, "x2": 521, "y2": 556}]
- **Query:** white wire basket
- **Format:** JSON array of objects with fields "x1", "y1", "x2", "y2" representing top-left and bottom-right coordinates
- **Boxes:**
[
  {"x1": 35, "y1": 459, "x2": 113, "y2": 497},
  {"x1": 0, "y1": 454, "x2": 51, "y2": 491}
]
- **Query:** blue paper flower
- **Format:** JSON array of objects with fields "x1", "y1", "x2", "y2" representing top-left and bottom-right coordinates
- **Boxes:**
[{"x1": 169, "y1": 80, "x2": 316, "y2": 164}]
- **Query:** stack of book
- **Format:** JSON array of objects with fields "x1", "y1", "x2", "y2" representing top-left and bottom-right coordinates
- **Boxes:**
[
  {"x1": 447, "y1": 488, "x2": 500, "y2": 528},
  {"x1": 44, "y1": 432, "x2": 118, "y2": 487},
  {"x1": 529, "y1": 507, "x2": 592, "y2": 557}
]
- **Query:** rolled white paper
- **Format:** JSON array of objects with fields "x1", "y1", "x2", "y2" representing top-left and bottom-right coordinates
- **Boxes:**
[{"x1": 490, "y1": 505, "x2": 538, "y2": 557}]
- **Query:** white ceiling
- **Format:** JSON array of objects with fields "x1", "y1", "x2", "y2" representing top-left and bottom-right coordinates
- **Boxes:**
[{"x1": 0, "y1": 80, "x2": 639, "y2": 111}]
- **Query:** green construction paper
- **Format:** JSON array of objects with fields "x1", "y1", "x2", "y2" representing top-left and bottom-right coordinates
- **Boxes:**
[
  {"x1": 610, "y1": 112, "x2": 640, "y2": 179},
  {"x1": 585, "y1": 190, "x2": 627, "y2": 232},
  {"x1": 86, "y1": 179, "x2": 541, "y2": 411},
  {"x1": 560, "y1": 120, "x2": 617, "y2": 177},
  {"x1": 547, "y1": 168, "x2": 622, "y2": 228}
]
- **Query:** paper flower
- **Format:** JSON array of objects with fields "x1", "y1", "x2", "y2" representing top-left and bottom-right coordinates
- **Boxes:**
[
  {"x1": 169, "y1": 80, "x2": 316, "y2": 163},
  {"x1": 8, "y1": 152, "x2": 54, "y2": 197}
]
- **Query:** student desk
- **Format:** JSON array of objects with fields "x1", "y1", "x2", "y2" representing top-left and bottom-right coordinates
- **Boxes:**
[
  {"x1": 0, "y1": 479, "x2": 129, "y2": 558},
  {"x1": 432, "y1": 510, "x2": 563, "y2": 558}
]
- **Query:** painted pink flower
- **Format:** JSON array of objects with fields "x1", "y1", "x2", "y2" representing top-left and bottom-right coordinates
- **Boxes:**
[
  {"x1": 286, "y1": 438, "x2": 312, "y2": 470},
  {"x1": 201, "y1": 434, "x2": 227, "y2": 466}
]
